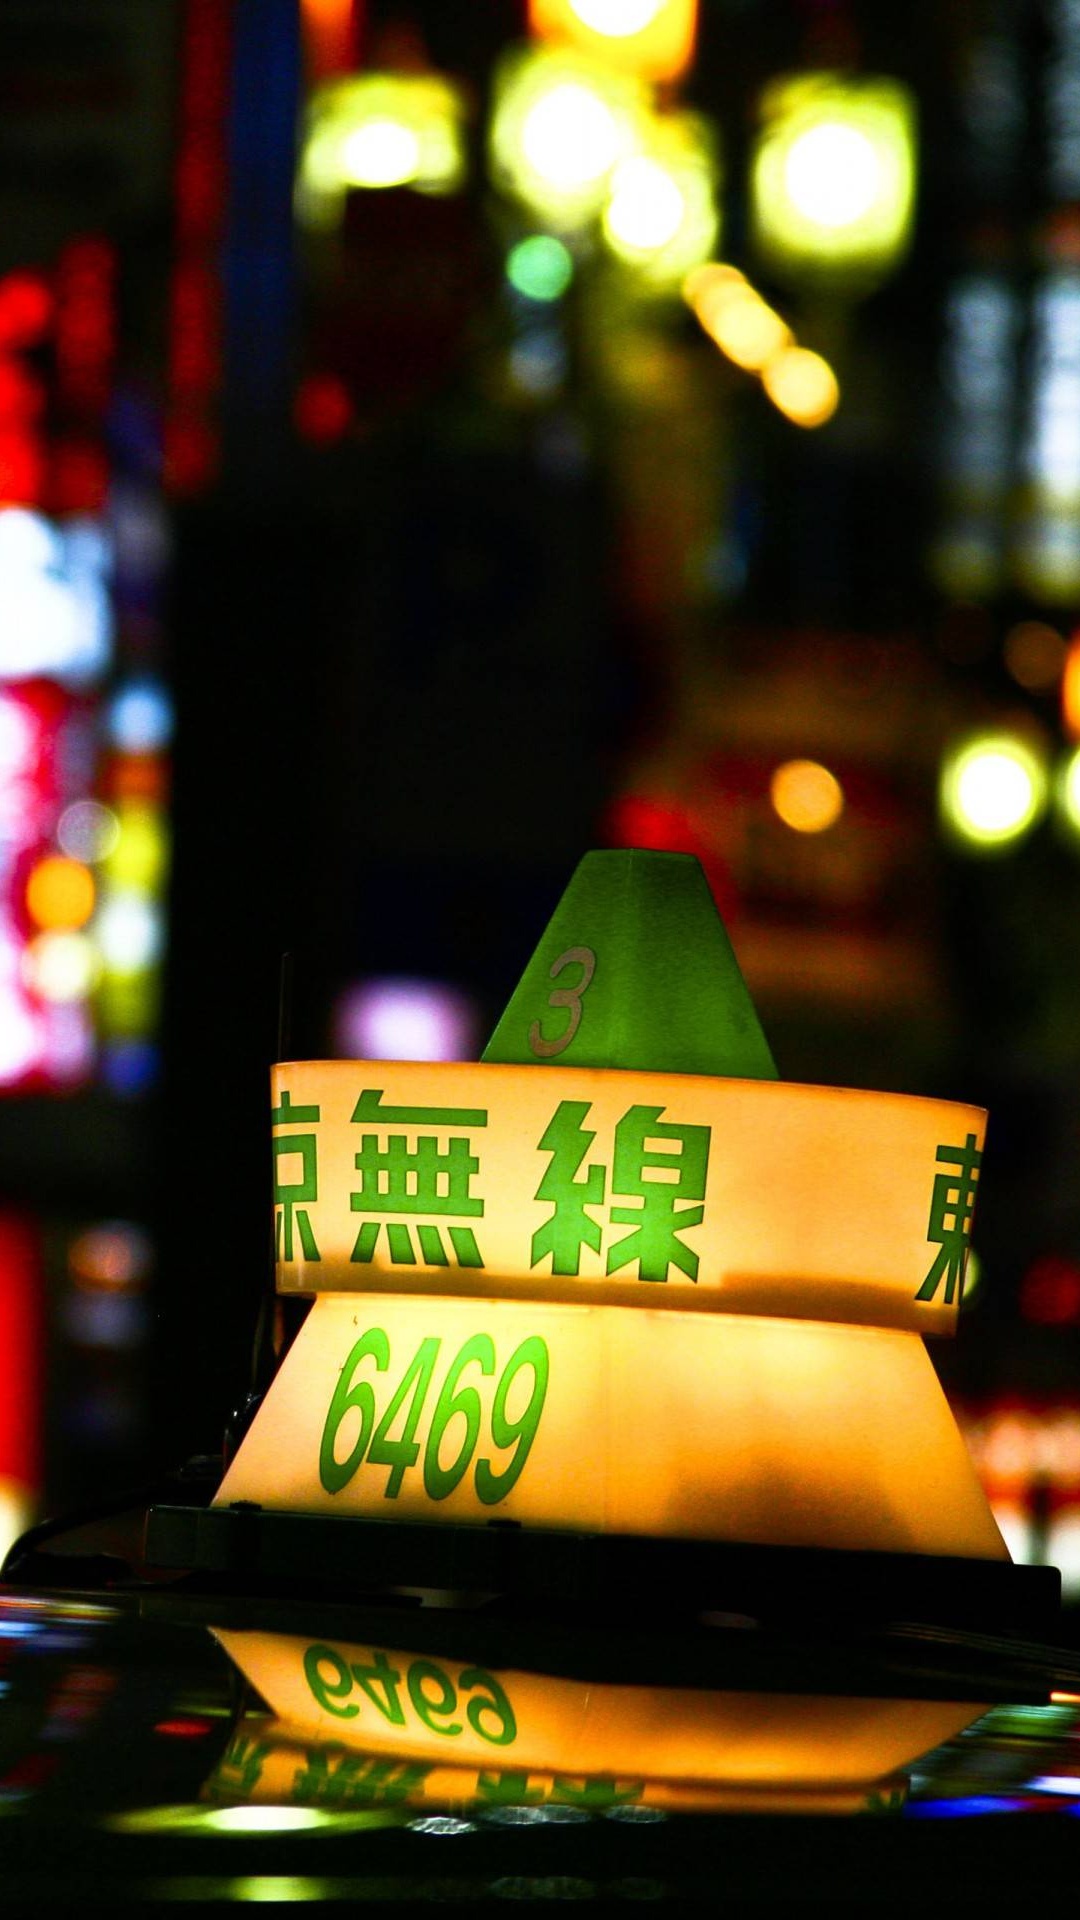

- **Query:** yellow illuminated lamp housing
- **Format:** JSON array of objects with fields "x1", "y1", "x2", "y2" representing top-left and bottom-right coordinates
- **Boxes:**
[
  {"x1": 528, "y1": 0, "x2": 699, "y2": 86},
  {"x1": 297, "y1": 72, "x2": 467, "y2": 230},
  {"x1": 211, "y1": 1624, "x2": 986, "y2": 1818},
  {"x1": 751, "y1": 73, "x2": 916, "y2": 285},
  {"x1": 489, "y1": 45, "x2": 644, "y2": 229},
  {"x1": 208, "y1": 849, "x2": 1022, "y2": 1582}
]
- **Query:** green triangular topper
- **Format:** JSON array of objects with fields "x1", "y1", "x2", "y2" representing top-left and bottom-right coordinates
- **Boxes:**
[{"x1": 482, "y1": 850, "x2": 777, "y2": 1079}]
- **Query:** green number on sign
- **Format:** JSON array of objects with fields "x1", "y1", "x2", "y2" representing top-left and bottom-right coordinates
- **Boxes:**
[
  {"x1": 319, "y1": 1329, "x2": 390, "y2": 1494},
  {"x1": 304, "y1": 1643, "x2": 359, "y2": 1719},
  {"x1": 423, "y1": 1332, "x2": 495, "y2": 1500},
  {"x1": 367, "y1": 1336, "x2": 441, "y2": 1497},
  {"x1": 407, "y1": 1659, "x2": 463, "y2": 1737},
  {"x1": 350, "y1": 1649, "x2": 406, "y2": 1726},
  {"x1": 475, "y1": 1336, "x2": 549, "y2": 1505},
  {"x1": 461, "y1": 1666, "x2": 518, "y2": 1746}
]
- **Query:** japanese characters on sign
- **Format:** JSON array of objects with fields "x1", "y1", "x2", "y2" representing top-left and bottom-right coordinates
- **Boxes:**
[{"x1": 271, "y1": 1061, "x2": 985, "y2": 1334}]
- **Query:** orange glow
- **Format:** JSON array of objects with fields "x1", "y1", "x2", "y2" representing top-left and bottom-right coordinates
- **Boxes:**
[
  {"x1": 1062, "y1": 634, "x2": 1080, "y2": 738},
  {"x1": 1004, "y1": 621, "x2": 1065, "y2": 693},
  {"x1": 68, "y1": 1224, "x2": 151, "y2": 1293},
  {"x1": 300, "y1": 0, "x2": 361, "y2": 81},
  {"x1": 529, "y1": 0, "x2": 698, "y2": 83},
  {"x1": 24, "y1": 855, "x2": 95, "y2": 932},
  {"x1": 770, "y1": 759, "x2": 844, "y2": 833},
  {"x1": 217, "y1": 1291, "x2": 1007, "y2": 1559},
  {"x1": 762, "y1": 345, "x2": 839, "y2": 426},
  {"x1": 703, "y1": 286, "x2": 790, "y2": 370}
]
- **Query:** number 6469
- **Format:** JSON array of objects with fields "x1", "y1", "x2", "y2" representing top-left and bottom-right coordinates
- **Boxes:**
[{"x1": 318, "y1": 1326, "x2": 549, "y2": 1505}]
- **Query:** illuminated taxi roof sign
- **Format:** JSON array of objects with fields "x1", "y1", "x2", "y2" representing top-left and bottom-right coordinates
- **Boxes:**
[{"x1": 198, "y1": 848, "x2": 1027, "y2": 1586}]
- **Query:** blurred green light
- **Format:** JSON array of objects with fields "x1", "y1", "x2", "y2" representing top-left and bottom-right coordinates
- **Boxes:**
[
  {"x1": 940, "y1": 733, "x2": 1048, "y2": 851},
  {"x1": 202, "y1": 1807, "x2": 331, "y2": 1836},
  {"x1": 507, "y1": 235, "x2": 574, "y2": 301}
]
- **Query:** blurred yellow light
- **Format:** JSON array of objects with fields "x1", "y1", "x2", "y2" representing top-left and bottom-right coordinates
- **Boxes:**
[
  {"x1": 784, "y1": 122, "x2": 882, "y2": 230},
  {"x1": 1004, "y1": 620, "x2": 1066, "y2": 692},
  {"x1": 751, "y1": 74, "x2": 916, "y2": 283},
  {"x1": 102, "y1": 803, "x2": 169, "y2": 894},
  {"x1": 25, "y1": 855, "x2": 95, "y2": 931},
  {"x1": 340, "y1": 118, "x2": 421, "y2": 188},
  {"x1": 706, "y1": 288, "x2": 790, "y2": 371},
  {"x1": 770, "y1": 760, "x2": 844, "y2": 833},
  {"x1": 22, "y1": 930, "x2": 99, "y2": 1002},
  {"x1": 762, "y1": 345, "x2": 840, "y2": 426},
  {"x1": 940, "y1": 733, "x2": 1048, "y2": 850},
  {"x1": 523, "y1": 83, "x2": 621, "y2": 192},
  {"x1": 490, "y1": 47, "x2": 641, "y2": 226},
  {"x1": 606, "y1": 155, "x2": 685, "y2": 249},
  {"x1": 529, "y1": 0, "x2": 698, "y2": 83},
  {"x1": 601, "y1": 111, "x2": 720, "y2": 281},
  {"x1": 1055, "y1": 746, "x2": 1080, "y2": 839},
  {"x1": 298, "y1": 73, "x2": 467, "y2": 228}
]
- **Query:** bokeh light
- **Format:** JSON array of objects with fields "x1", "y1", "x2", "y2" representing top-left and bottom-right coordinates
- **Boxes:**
[
  {"x1": 25, "y1": 856, "x2": 95, "y2": 931},
  {"x1": 490, "y1": 48, "x2": 639, "y2": 226},
  {"x1": 1004, "y1": 621, "x2": 1066, "y2": 692},
  {"x1": 68, "y1": 1221, "x2": 153, "y2": 1292},
  {"x1": 752, "y1": 74, "x2": 916, "y2": 282},
  {"x1": 57, "y1": 799, "x2": 120, "y2": 864},
  {"x1": 940, "y1": 733, "x2": 1048, "y2": 850},
  {"x1": 761, "y1": 345, "x2": 840, "y2": 426},
  {"x1": 506, "y1": 235, "x2": 575, "y2": 302},
  {"x1": 783, "y1": 122, "x2": 882, "y2": 230},
  {"x1": 704, "y1": 288, "x2": 790, "y2": 372},
  {"x1": 770, "y1": 759, "x2": 845, "y2": 833},
  {"x1": 530, "y1": 0, "x2": 698, "y2": 83},
  {"x1": 600, "y1": 113, "x2": 719, "y2": 281},
  {"x1": 22, "y1": 930, "x2": 99, "y2": 1002},
  {"x1": 299, "y1": 73, "x2": 467, "y2": 228}
]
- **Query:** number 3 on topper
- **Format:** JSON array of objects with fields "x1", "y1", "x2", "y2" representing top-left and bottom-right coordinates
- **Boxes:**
[{"x1": 528, "y1": 946, "x2": 596, "y2": 1059}]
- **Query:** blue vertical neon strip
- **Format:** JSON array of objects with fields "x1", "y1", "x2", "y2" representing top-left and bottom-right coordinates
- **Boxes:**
[{"x1": 223, "y1": 0, "x2": 301, "y2": 481}]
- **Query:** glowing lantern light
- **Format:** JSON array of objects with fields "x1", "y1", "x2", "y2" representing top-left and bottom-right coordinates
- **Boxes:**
[
  {"x1": 298, "y1": 74, "x2": 467, "y2": 230},
  {"x1": 490, "y1": 47, "x2": 641, "y2": 227},
  {"x1": 751, "y1": 74, "x2": 916, "y2": 284},
  {"x1": 507, "y1": 235, "x2": 575, "y2": 303},
  {"x1": 770, "y1": 760, "x2": 844, "y2": 833},
  {"x1": 529, "y1": 0, "x2": 698, "y2": 84},
  {"x1": 600, "y1": 112, "x2": 720, "y2": 283},
  {"x1": 761, "y1": 345, "x2": 840, "y2": 427},
  {"x1": 940, "y1": 733, "x2": 1048, "y2": 851},
  {"x1": 25, "y1": 855, "x2": 95, "y2": 931}
]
